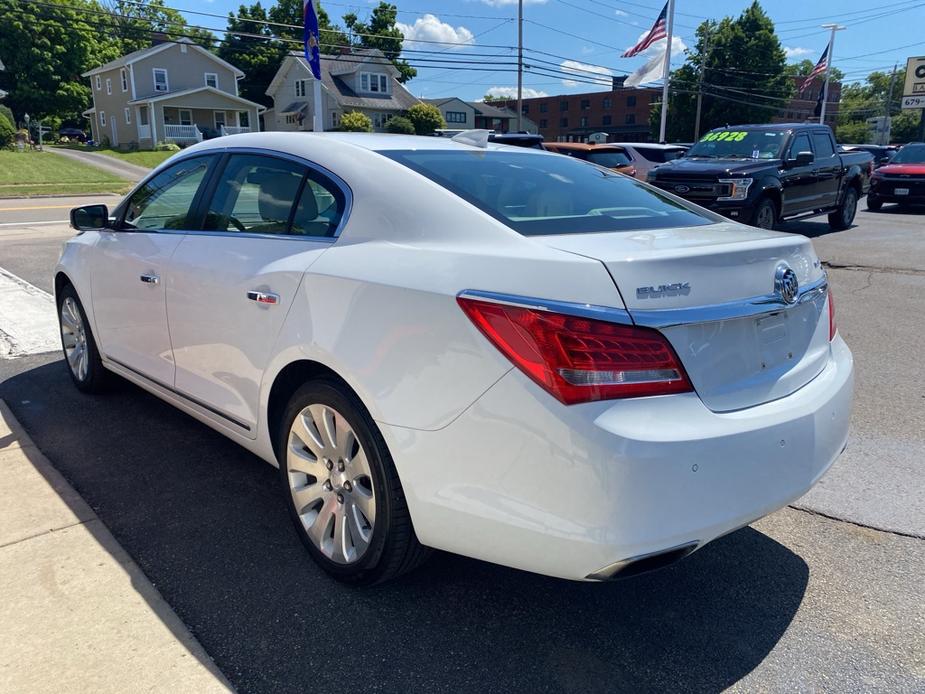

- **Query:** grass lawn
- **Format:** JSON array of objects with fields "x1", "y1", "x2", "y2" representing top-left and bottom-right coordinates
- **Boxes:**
[
  {"x1": 92, "y1": 148, "x2": 176, "y2": 169},
  {"x1": 0, "y1": 150, "x2": 131, "y2": 197}
]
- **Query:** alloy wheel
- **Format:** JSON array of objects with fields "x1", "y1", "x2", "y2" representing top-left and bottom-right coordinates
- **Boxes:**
[
  {"x1": 843, "y1": 190, "x2": 857, "y2": 226},
  {"x1": 286, "y1": 404, "x2": 377, "y2": 564},
  {"x1": 60, "y1": 296, "x2": 89, "y2": 382},
  {"x1": 755, "y1": 202, "x2": 775, "y2": 230}
]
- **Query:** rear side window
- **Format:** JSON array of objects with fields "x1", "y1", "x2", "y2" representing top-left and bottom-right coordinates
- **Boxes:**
[
  {"x1": 812, "y1": 133, "x2": 835, "y2": 158},
  {"x1": 122, "y1": 156, "x2": 214, "y2": 231},
  {"x1": 585, "y1": 150, "x2": 631, "y2": 168},
  {"x1": 637, "y1": 147, "x2": 686, "y2": 163},
  {"x1": 202, "y1": 154, "x2": 345, "y2": 236},
  {"x1": 384, "y1": 150, "x2": 713, "y2": 236}
]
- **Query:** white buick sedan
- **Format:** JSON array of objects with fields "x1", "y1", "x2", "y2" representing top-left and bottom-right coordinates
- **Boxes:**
[{"x1": 57, "y1": 132, "x2": 853, "y2": 584}]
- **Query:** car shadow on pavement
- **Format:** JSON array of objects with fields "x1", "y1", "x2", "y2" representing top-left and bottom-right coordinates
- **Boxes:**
[{"x1": 1, "y1": 360, "x2": 809, "y2": 694}]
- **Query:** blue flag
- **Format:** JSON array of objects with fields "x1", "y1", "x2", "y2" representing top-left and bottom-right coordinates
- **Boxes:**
[{"x1": 303, "y1": 0, "x2": 321, "y2": 80}]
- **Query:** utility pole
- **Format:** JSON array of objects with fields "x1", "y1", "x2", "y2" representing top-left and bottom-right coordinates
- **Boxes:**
[
  {"x1": 693, "y1": 30, "x2": 711, "y2": 141},
  {"x1": 881, "y1": 63, "x2": 898, "y2": 145},
  {"x1": 657, "y1": 0, "x2": 676, "y2": 143},
  {"x1": 819, "y1": 23, "x2": 845, "y2": 125},
  {"x1": 516, "y1": 0, "x2": 523, "y2": 132}
]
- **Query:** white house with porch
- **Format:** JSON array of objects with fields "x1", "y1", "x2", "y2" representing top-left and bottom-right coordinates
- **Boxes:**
[{"x1": 81, "y1": 38, "x2": 264, "y2": 148}]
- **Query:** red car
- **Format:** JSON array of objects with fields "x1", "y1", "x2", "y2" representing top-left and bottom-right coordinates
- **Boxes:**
[{"x1": 867, "y1": 142, "x2": 925, "y2": 210}]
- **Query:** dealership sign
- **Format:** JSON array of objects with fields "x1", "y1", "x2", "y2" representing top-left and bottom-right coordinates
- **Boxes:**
[{"x1": 902, "y1": 56, "x2": 925, "y2": 109}]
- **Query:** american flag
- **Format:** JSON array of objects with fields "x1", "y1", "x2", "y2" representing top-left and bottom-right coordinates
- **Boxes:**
[
  {"x1": 799, "y1": 44, "x2": 829, "y2": 96},
  {"x1": 622, "y1": 2, "x2": 668, "y2": 58}
]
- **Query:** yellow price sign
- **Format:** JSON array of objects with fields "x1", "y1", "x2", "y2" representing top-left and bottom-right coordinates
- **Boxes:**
[{"x1": 701, "y1": 130, "x2": 748, "y2": 142}]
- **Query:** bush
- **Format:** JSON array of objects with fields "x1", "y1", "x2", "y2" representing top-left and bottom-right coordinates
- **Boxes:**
[
  {"x1": 385, "y1": 116, "x2": 415, "y2": 135},
  {"x1": 154, "y1": 141, "x2": 181, "y2": 151},
  {"x1": 340, "y1": 111, "x2": 372, "y2": 133},
  {"x1": 0, "y1": 105, "x2": 14, "y2": 128},
  {"x1": 0, "y1": 112, "x2": 15, "y2": 148},
  {"x1": 407, "y1": 103, "x2": 446, "y2": 136}
]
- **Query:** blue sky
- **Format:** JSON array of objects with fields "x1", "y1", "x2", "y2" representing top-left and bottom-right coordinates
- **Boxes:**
[{"x1": 189, "y1": 0, "x2": 925, "y2": 100}]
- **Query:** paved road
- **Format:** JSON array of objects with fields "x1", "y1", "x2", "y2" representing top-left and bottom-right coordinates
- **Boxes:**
[{"x1": 0, "y1": 204, "x2": 922, "y2": 692}]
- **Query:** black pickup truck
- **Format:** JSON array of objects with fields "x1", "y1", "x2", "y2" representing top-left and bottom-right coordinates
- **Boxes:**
[{"x1": 647, "y1": 124, "x2": 873, "y2": 230}]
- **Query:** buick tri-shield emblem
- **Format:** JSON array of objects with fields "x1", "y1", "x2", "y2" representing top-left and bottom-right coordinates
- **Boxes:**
[
  {"x1": 775, "y1": 264, "x2": 799, "y2": 305},
  {"x1": 674, "y1": 184, "x2": 690, "y2": 193}
]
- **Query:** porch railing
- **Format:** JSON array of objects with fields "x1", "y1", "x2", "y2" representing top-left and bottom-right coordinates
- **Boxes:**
[
  {"x1": 162, "y1": 124, "x2": 202, "y2": 144},
  {"x1": 220, "y1": 125, "x2": 251, "y2": 136}
]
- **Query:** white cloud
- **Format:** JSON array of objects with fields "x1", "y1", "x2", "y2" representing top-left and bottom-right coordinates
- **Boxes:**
[
  {"x1": 615, "y1": 9, "x2": 628, "y2": 16},
  {"x1": 479, "y1": 0, "x2": 547, "y2": 6},
  {"x1": 628, "y1": 33, "x2": 687, "y2": 59},
  {"x1": 559, "y1": 59, "x2": 612, "y2": 87},
  {"x1": 396, "y1": 14, "x2": 475, "y2": 48},
  {"x1": 483, "y1": 86, "x2": 549, "y2": 99},
  {"x1": 784, "y1": 46, "x2": 813, "y2": 59}
]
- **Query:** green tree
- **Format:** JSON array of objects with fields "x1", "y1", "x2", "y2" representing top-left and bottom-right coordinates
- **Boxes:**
[
  {"x1": 835, "y1": 67, "x2": 918, "y2": 144},
  {"x1": 406, "y1": 103, "x2": 445, "y2": 135},
  {"x1": 0, "y1": 110, "x2": 15, "y2": 147},
  {"x1": 655, "y1": 2, "x2": 792, "y2": 141},
  {"x1": 343, "y1": 3, "x2": 415, "y2": 83},
  {"x1": 269, "y1": 0, "x2": 350, "y2": 52},
  {"x1": 340, "y1": 111, "x2": 372, "y2": 132},
  {"x1": 218, "y1": 3, "x2": 283, "y2": 107},
  {"x1": 384, "y1": 115, "x2": 415, "y2": 134},
  {"x1": 0, "y1": 0, "x2": 119, "y2": 121},
  {"x1": 105, "y1": 0, "x2": 214, "y2": 53}
]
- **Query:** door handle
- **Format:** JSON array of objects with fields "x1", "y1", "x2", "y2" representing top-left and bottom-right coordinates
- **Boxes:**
[
  {"x1": 140, "y1": 273, "x2": 160, "y2": 285},
  {"x1": 246, "y1": 290, "x2": 280, "y2": 305}
]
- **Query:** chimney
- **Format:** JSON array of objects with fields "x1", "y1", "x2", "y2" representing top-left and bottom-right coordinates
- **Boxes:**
[
  {"x1": 612, "y1": 75, "x2": 627, "y2": 90},
  {"x1": 151, "y1": 32, "x2": 169, "y2": 46}
]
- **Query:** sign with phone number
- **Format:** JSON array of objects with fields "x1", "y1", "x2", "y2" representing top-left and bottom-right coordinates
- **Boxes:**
[
  {"x1": 901, "y1": 95, "x2": 924, "y2": 110},
  {"x1": 700, "y1": 131, "x2": 749, "y2": 142}
]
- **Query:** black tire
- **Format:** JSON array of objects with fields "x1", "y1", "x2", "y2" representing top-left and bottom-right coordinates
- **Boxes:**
[
  {"x1": 752, "y1": 197, "x2": 777, "y2": 230},
  {"x1": 866, "y1": 194, "x2": 882, "y2": 211},
  {"x1": 56, "y1": 283, "x2": 110, "y2": 393},
  {"x1": 829, "y1": 186, "x2": 858, "y2": 230},
  {"x1": 278, "y1": 379, "x2": 430, "y2": 585}
]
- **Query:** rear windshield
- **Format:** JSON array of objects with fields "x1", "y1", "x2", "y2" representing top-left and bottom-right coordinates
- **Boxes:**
[
  {"x1": 585, "y1": 150, "x2": 632, "y2": 167},
  {"x1": 688, "y1": 129, "x2": 786, "y2": 160},
  {"x1": 638, "y1": 147, "x2": 686, "y2": 163},
  {"x1": 383, "y1": 149, "x2": 714, "y2": 236}
]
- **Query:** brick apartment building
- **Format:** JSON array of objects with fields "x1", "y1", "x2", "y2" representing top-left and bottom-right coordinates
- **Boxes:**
[
  {"x1": 496, "y1": 78, "x2": 660, "y2": 143},
  {"x1": 771, "y1": 76, "x2": 841, "y2": 129}
]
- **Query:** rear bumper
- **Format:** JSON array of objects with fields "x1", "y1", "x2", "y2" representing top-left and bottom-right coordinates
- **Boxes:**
[{"x1": 381, "y1": 336, "x2": 854, "y2": 581}]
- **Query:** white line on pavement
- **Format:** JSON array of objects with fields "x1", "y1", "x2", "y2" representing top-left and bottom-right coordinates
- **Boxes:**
[
  {"x1": 0, "y1": 220, "x2": 70, "y2": 227},
  {"x1": 0, "y1": 266, "x2": 60, "y2": 358}
]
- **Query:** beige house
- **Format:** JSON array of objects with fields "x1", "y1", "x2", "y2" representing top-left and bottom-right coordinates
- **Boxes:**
[
  {"x1": 423, "y1": 97, "x2": 476, "y2": 129},
  {"x1": 81, "y1": 38, "x2": 264, "y2": 148},
  {"x1": 265, "y1": 49, "x2": 420, "y2": 132}
]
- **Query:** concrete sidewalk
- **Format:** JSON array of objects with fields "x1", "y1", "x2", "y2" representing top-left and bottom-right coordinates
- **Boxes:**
[
  {"x1": 46, "y1": 147, "x2": 149, "y2": 182},
  {"x1": 0, "y1": 400, "x2": 232, "y2": 693}
]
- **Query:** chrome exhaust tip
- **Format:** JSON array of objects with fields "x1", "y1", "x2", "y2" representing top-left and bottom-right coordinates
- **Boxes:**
[{"x1": 586, "y1": 541, "x2": 699, "y2": 581}]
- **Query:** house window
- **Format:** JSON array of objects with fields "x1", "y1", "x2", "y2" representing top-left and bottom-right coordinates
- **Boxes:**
[
  {"x1": 124, "y1": 107, "x2": 131, "y2": 125},
  {"x1": 580, "y1": 99, "x2": 590, "y2": 110},
  {"x1": 95, "y1": 75, "x2": 101, "y2": 90},
  {"x1": 205, "y1": 73, "x2": 218, "y2": 89},
  {"x1": 625, "y1": 114, "x2": 636, "y2": 125},
  {"x1": 239, "y1": 111, "x2": 249, "y2": 128},
  {"x1": 139, "y1": 106, "x2": 149, "y2": 126},
  {"x1": 559, "y1": 117, "x2": 568, "y2": 127},
  {"x1": 100, "y1": 111, "x2": 106, "y2": 127},
  {"x1": 295, "y1": 79, "x2": 306, "y2": 97},
  {"x1": 539, "y1": 118, "x2": 547, "y2": 128},
  {"x1": 626, "y1": 95, "x2": 636, "y2": 107},
  {"x1": 180, "y1": 43, "x2": 188, "y2": 54},
  {"x1": 120, "y1": 69, "x2": 128, "y2": 92},
  {"x1": 285, "y1": 114, "x2": 298, "y2": 125},
  {"x1": 446, "y1": 111, "x2": 467, "y2": 124},
  {"x1": 361, "y1": 73, "x2": 389, "y2": 94},
  {"x1": 602, "y1": 115, "x2": 612, "y2": 126},
  {"x1": 153, "y1": 68, "x2": 168, "y2": 93},
  {"x1": 214, "y1": 112, "x2": 226, "y2": 129},
  {"x1": 559, "y1": 100, "x2": 569, "y2": 112},
  {"x1": 521, "y1": 104, "x2": 529, "y2": 114},
  {"x1": 539, "y1": 103, "x2": 548, "y2": 113},
  {"x1": 603, "y1": 97, "x2": 612, "y2": 109},
  {"x1": 579, "y1": 116, "x2": 588, "y2": 127},
  {"x1": 178, "y1": 109, "x2": 192, "y2": 126},
  {"x1": 331, "y1": 111, "x2": 339, "y2": 128},
  {"x1": 372, "y1": 112, "x2": 393, "y2": 129},
  {"x1": 106, "y1": 78, "x2": 112, "y2": 95}
]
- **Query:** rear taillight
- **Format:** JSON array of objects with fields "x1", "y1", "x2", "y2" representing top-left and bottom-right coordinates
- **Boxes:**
[
  {"x1": 457, "y1": 297, "x2": 693, "y2": 405},
  {"x1": 828, "y1": 289, "x2": 837, "y2": 341}
]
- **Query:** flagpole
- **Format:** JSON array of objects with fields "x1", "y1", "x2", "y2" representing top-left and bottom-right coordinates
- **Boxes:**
[
  {"x1": 657, "y1": 0, "x2": 675, "y2": 143},
  {"x1": 311, "y1": 0, "x2": 323, "y2": 132},
  {"x1": 516, "y1": 0, "x2": 523, "y2": 132},
  {"x1": 819, "y1": 23, "x2": 844, "y2": 125}
]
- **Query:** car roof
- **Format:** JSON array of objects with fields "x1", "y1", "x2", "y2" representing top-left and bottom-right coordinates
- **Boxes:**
[
  {"x1": 611, "y1": 142, "x2": 686, "y2": 150},
  {"x1": 543, "y1": 142, "x2": 626, "y2": 151}
]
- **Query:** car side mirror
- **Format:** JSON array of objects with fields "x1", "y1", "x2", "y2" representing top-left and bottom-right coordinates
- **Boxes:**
[
  {"x1": 788, "y1": 151, "x2": 814, "y2": 167},
  {"x1": 70, "y1": 204, "x2": 109, "y2": 231}
]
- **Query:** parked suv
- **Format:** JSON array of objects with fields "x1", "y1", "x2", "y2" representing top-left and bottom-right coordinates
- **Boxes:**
[
  {"x1": 610, "y1": 142, "x2": 688, "y2": 179},
  {"x1": 866, "y1": 142, "x2": 925, "y2": 210},
  {"x1": 648, "y1": 124, "x2": 872, "y2": 230}
]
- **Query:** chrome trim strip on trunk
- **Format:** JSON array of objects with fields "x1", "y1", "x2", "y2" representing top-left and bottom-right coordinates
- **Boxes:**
[{"x1": 457, "y1": 289, "x2": 634, "y2": 325}]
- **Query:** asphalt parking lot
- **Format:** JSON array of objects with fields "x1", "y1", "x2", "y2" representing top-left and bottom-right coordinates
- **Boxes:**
[{"x1": 1, "y1": 198, "x2": 923, "y2": 692}]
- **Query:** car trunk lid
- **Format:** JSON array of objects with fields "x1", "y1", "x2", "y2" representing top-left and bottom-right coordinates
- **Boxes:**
[{"x1": 535, "y1": 223, "x2": 831, "y2": 412}]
